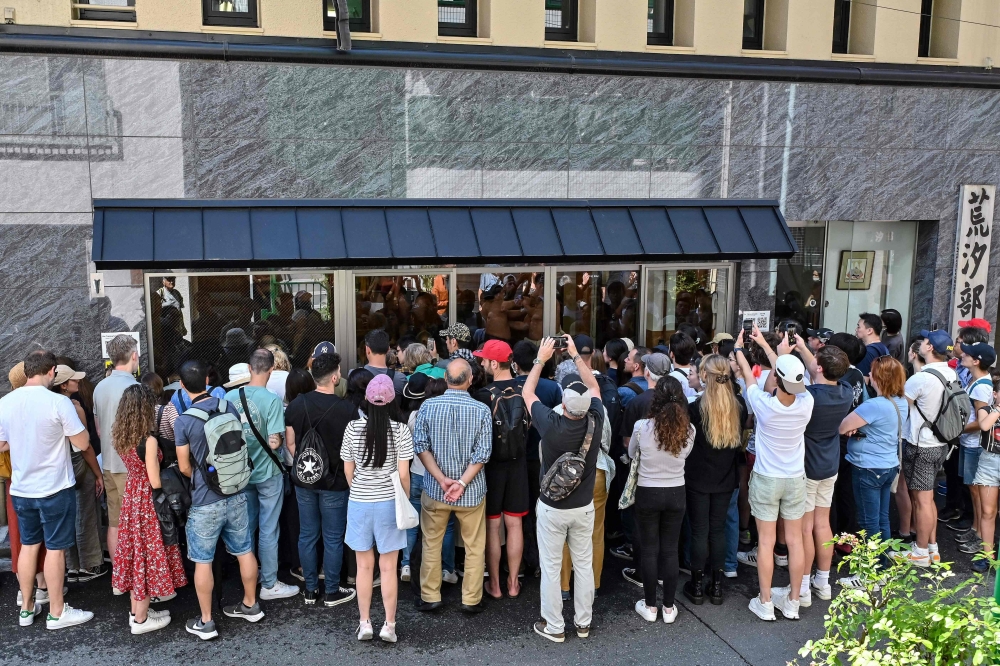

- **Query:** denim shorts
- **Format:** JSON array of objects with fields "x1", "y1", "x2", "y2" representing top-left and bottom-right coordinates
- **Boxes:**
[
  {"x1": 973, "y1": 450, "x2": 1000, "y2": 487},
  {"x1": 959, "y1": 446, "x2": 982, "y2": 483},
  {"x1": 749, "y1": 471, "x2": 806, "y2": 521},
  {"x1": 185, "y1": 494, "x2": 253, "y2": 564},
  {"x1": 11, "y1": 487, "x2": 76, "y2": 551},
  {"x1": 345, "y1": 499, "x2": 407, "y2": 553}
]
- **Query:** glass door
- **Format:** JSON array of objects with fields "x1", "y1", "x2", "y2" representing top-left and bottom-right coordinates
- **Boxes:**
[
  {"x1": 773, "y1": 222, "x2": 826, "y2": 330},
  {"x1": 552, "y1": 268, "x2": 640, "y2": 350},
  {"x1": 455, "y1": 268, "x2": 546, "y2": 347},
  {"x1": 642, "y1": 265, "x2": 731, "y2": 349}
]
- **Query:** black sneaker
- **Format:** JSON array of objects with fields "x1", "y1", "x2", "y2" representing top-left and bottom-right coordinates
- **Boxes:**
[
  {"x1": 610, "y1": 544, "x2": 633, "y2": 561},
  {"x1": 304, "y1": 589, "x2": 319, "y2": 605},
  {"x1": 185, "y1": 617, "x2": 218, "y2": 640},
  {"x1": 324, "y1": 588, "x2": 356, "y2": 608},
  {"x1": 946, "y1": 518, "x2": 974, "y2": 532},
  {"x1": 372, "y1": 576, "x2": 381, "y2": 589},
  {"x1": 223, "y1": 602, "x2": 264, "y2": 623},
  {"x1": 622, "y1": 568, "x2": 643, "y2": 588},
  {"x1": 937, "y1": 507, "x2": 962, "y2": 523},
  {"x1": 75, "y1": 565, "x2": 108, "y2": 582},
  {"x1": 66, "y1": 570, "x2": 79, "y2": 583}
]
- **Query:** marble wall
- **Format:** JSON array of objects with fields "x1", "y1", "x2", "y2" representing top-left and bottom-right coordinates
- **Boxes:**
[{"x1": 1, "y1": 53, "x2": 999, "y2": 388}]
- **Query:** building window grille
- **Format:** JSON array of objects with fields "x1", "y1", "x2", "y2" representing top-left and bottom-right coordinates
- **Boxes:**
[
  {"x1": 438, "y1": 0, "x2": 477, "y2": 37},
  {"x1": 324, "y1": 0, "x2": 371, "y2": 33},
  {"x1": 203, "y1": 0, "x2": 258, "y2": 27},
  {"x1": 74, "y1": 0, "x2": 136, "y2": 22},
  {"x1": 647, "y1": 0, "x2": 674, "y2": 46},
  {"x1": 832, "y1": 0, "x2": 851, "y2": 53},
  {"x1": 742, "y1": 0, "x2": 765, "y2": 50},
  {"x1": 545, "y1": 0, "x2": 577, "y2": 42}
]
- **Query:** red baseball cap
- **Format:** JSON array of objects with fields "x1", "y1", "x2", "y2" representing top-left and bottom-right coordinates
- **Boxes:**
[
  {"x1": 958, "y1": 318, "x2": 992, "y2": 333},
  {"x1": 473, "y1": 339, "x2": 513, "y2": 363}
]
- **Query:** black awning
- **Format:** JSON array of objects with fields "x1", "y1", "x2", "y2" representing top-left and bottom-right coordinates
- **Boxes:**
[{"x1": 91, "y1": 198, "x2": 797, "y2": 268}]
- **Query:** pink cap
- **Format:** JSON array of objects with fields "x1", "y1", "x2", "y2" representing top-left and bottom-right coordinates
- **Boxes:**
[{"x1": 365, "y1": 373, "x2": 396, "y2": 406}]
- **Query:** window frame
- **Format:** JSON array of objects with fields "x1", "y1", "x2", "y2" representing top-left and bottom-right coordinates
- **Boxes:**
[
  {"x1": 323, "y1": 0, "x2": 372, "y2": 33},
  {"x1": 75, "y1": 0, "x2": 136, "y2": 22},
  {"x1": 544, "y1": 0, "x2": 578, "y2": 42},
  {"x1": 646, "y1": 0, "x2": 675, "y2": 46},
  {"x1": 438, "y1": 0, "x2": 478, "y2": 38},
  {"x1": 742, "y1": 0, "x2": 765, "y2": 51},
  {"x1": 831, "y1": 0, "x2": 851, "y2": 54},
  {"x1": 202, "y1": 0, "x2": 258, "y2": 27},
  {"x1": 917, "y1": 0, "x2": 933, "y2": 57}
]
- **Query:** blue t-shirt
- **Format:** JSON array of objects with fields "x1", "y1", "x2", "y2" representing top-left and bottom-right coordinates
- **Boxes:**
[
  {"x1": 175, "y1": 396, "x2": 242, "y2": 507},
  {"x1": 618, "y1": 376, "x2": 649, "y2": 407},
  {"x1": 846, "y1": 395, "x2": 907, "y2": 470},
  {"x1": 172, "y1": 385, "x2": 226, "y2": 413},
  {"x1": 857, "y1": 342, "x2": 890, "y2": 376}
]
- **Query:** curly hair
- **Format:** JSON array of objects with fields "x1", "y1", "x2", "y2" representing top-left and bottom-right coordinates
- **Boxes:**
[
  {"x1": 111, "y1": 384, "x2": 156, "y2": 457},
  {"x1": 650, "y1": 376, "x2": 691, "y2": 456}
]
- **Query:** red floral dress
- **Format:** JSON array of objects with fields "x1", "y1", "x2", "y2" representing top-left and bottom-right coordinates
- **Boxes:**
[{"x1": 112, "y1": 446, "x2": 187, "y2": 600}]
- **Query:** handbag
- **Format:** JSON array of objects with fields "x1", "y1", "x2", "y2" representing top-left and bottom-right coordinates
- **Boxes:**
[
  {"x1": 392, "y1": 470, "x2": 419, "y2": 530},
  {"x1": 618, "y1": 448, "x2": 641, "y2": 510}
]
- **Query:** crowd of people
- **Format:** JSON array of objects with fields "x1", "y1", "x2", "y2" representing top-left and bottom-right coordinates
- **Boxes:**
[{"x1": 1, "y1": 307, "x2": 997, "y2": 641}]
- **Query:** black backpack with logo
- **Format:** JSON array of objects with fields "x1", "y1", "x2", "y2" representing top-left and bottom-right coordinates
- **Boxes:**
[
  {"x1": 595, "y1": 374, "x2": 622, "y2": 439},
  {"x1": 292, "y1": 395, "x2": 339, "y2": 489},
  {"x1": 486, "y1": 384, "x2": 529, "y2": 462}
]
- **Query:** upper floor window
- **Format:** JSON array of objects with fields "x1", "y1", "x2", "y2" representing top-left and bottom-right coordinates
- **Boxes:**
[
  {"x1": 203, "y1": 0, "x2": 258, "y2": 27},
  {"x1": 545, "y1": 0, "x2": 578, "y2": 42},
  {"x1": 75, "y1": 0, "x2": 136, "y2": 22},
  {"x1": 324, "y1": 0, "x2": 371, "y2": 33},
  {"x1": 742, "y1": 0, "x2": 764, "y2": 50},
  {"x1": 832, "y1": 0, "x2": 851, "y2": 53},
  {"x1": 647, "y1": 0, "x2": 675, "y2": 46},
  {"x1": 917, "y1": 0, "x2": 933, "y2": 57},
  {"x1": 438, "y1": 0, "x2": 477, "y2": 37}
]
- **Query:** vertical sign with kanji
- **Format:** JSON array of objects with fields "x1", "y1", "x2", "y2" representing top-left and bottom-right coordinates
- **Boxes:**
[{"x1": 952, "y1": 185, "x2": 995, "y2": 336}]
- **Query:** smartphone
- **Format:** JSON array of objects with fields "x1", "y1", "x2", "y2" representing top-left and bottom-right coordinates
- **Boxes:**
[
  {"x1": 553, "y1": 336, "x2": 569, "y2": 350},
  {"x1": 785, "y1": 322, "x2": 797, "y2": 338},
  {"x1": 426, "y1": 338, "x2": 436, "y2": 353},
  {"x1": 742, "y1": 319, "x2": 754, "y2": 336}
]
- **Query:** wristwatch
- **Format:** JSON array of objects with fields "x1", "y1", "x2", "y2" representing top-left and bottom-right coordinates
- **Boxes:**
[
  {"x1": 532, "y1": 358, "x2": 543, "y2": 365},
  {"x1": 571, "y1": 354, "x2": 581, "y2": 362}
]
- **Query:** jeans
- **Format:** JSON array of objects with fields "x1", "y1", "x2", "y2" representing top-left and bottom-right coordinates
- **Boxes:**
[
  {"x1": 403, "y1": 474, "x2": 456, "y2": 571},
  {"x1": 634, "y1": 486, "x2": 686, "y2": 608},
  {"x1": 852, "y1": 465, "x2": 898, "y2": 546},
  {"x1": 724, "y1": 488, "x2": 739, "y2": 573},
  {"x1": 186, "y1": 494, "x2": 253, "y2": 564},
  {"x1": 686, "y1": 487, "x2": 731, "y2": 572},
  {"x1": 537, "y1": 501, "x2": 594, "y2": 634},
  {"x1": 67, "y1": 452, "x2": 103, "y2": 570},
  {"x1": 245, "y1": 473, "x2": 284, "y2": 589},
  {"x1": 295, "y1": 486, "x2": 348, "y2": 594}
]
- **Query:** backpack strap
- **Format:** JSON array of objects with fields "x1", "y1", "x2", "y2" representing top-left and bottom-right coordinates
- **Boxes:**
[
  {"x1": 239, "y1": 387, "x2": 285, "y2": 471},
  {"x1": 184, "y1": 407, "x2": 210, "y2": 421},
  {"x1": 156, "y1": 405, "x2": 165, "y2": 434},
  {"x1": 579, "y1": 414, "x2": 596, "y2": 457},
  {"x1": 625, "y1": 381, "x2": 645, "y2": 396},
  {"x1": 911, "y1": 369, "x2": 951, "y2": 438}
]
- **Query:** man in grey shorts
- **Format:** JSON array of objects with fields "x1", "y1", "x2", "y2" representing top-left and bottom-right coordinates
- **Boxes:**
[{"x1": 734, "y1": 327, "x2": 815, "y2": 622}]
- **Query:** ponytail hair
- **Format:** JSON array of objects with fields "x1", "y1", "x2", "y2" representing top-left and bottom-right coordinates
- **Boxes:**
[{"x1": 698, "y1": 354, "x2": 742, "y2": 449}]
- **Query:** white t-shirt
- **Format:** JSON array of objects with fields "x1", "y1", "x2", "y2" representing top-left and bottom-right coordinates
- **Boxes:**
[
  {"x1": 744, "y1": 383, "x2": 813, "y2": 478},
  {"x1": 961, "y1": 376, "x2": 993, "y2": 448},
  {"x1": 905, "y1": 362, "x2": 957, "y2": 448},
  {"x1": 669, "y1": 367, "x2": 698, "y2": 400},
  {"x1": 340, "y1": 418, "x2": 413, "y2": 502},
  {"x1": 406, "y1": 411, "x2": 426, "y2": 476},
  {"x1": 267, "y1": 370, "x2": 289, "y2": 403},
  {"x1": 0, "y1": 386, "x2": 86, "y2": 498}
]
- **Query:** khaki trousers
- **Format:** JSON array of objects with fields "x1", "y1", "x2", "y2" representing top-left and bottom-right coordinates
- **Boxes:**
[
  {"x1": 420, "y1": 493, "x2": 486, "y2": 605},
  {"x1": 561, "y1": 469, "x2": 607, "y2": 591}
]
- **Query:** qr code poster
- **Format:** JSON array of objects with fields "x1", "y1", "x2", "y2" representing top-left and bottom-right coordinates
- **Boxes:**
[{"x1": 741, "y1": 311, "x2": 771, "y2": 332}]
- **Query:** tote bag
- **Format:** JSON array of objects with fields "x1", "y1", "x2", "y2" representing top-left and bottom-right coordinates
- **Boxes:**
[
  {"x1": 392, "y1": 470, "x2": 419, "y2": 530},
  {"x1": 618, "y1": 448, "x2": 641, "y2": 510}
]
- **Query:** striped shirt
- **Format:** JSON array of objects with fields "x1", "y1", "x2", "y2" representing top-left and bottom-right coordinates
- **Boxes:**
[
  {"x1": 412, "y1": 389, "x2": 492, "y2": 507},
  {"x1": 341, "y1": 419, "x2": 414, "y2": 502}
]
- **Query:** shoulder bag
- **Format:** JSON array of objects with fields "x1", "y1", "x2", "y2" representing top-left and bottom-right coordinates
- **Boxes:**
[
  {"x1": 618, "y1": 447, "x2": 641, "y2": 510},
  {"x1": 388, "y1": 422, "x2": 419, "y2": 529},
  {"x1": 540, "y1": 414, "x2": 596, "y2": 503}
]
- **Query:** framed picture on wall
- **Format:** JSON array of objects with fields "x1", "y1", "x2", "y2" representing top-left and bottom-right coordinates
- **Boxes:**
[{"x1": 836, "y1": 251, "x2": 875, "y2": 290}]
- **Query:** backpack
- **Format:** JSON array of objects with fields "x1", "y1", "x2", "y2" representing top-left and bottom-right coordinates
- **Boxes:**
[
  {"x1": 184, "y1": 399, "x2": 254, "y2": 496},
  {"x1": 594, "y1": 374, "x2": 622, "y2": 442},
  {"x1": 292, "y1": 396, "x2": 339, "y2": 488},
  {"x1": 540, "y1": 414, "x2": 596, "y2": 503},
  {"x1": 913, "y1": 369, "x2": 973, "y2": 445},
  {"x1": 486, "y1": 384, "x2": 529, "y2": 462}
]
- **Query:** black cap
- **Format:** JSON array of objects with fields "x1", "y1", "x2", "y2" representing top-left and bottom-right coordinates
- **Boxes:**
[
  {"x1": 403, "y1": 372, "x2": 430, "y2": 399},
  {"x1": 573, "y1": 335, "x2": 594, "y2": 355}
]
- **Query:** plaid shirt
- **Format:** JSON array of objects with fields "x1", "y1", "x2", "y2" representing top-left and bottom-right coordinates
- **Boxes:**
[{"x1": 413, "y1": 389, "x2": 492, "y2": 507}]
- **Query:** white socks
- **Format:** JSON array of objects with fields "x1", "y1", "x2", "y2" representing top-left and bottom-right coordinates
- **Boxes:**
[
  {"x1": 814, "y1": 570, "x2": 830, "y2": 587},
  {"x1": 928, "y1": 543, "x2": 939, "y2": 554}
]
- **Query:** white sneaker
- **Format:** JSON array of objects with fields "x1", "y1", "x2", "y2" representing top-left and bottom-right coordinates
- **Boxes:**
[
  {"x1": 798, "y1": 587, "x2": 812, "y2": 608},
  {"x1": 770, "y1": 586, "x2": 800, "y2": 620},
  {"x1": 442, "y1": 570, "x2": 459, "y2": 584},
  {"x1": 357, "y1": 620, "x2": 374, "y2": 641},
  {"x1": 260, "y1": 580, "x2": 300, "y2": 600},
  {"x1": 838, "y1": 574, "x2": 866, "y2": 590},
  {"x1": 150, "y1": 592, "x2": 177, "y2": 604},
  {"x1": 662, "y1": 605, "x2": 678, "y2": 624},
  {"x1": 380, "y1": 621, "x2": 397, "y2": 643},
  {"x1": 46, "y1": 604, "x2": 94, "y2": 630},
  {"x1": 113, "y1": 586, "x2": 125, "y2": 596},
  {"x1": 774, "y1": 552, "x2": 789, "y2": 567},
  {"x1": 737, "y1": 547, "x2": 758, "y2": 568},
  {"x1": 18, "y1": 587, "x2": 67, "y2": 606},
  {"x1": 723, "y1": 570, "x2": 738, "y2": 579},
  {"x1": 748, "y1": 594, "x2": 775, "y2": 621},
  {"x1": 634, "y1": 599, "x2": 657, "y2": 622},
  {"x1": 19, "y1": 602, "x2": 42, "y2": 627},
  {"x1": 400, "y1": 566, "x2": 411, "y2": 582},
  {"x1": 810, "y1": 576, "x2": 832, "y2": 600},
  {"x1": 130, "y1": 609, "x2": 170, "y2": 625},
  {"x1": 130, "y1": 613, "x2": 171, "y2": 635}
]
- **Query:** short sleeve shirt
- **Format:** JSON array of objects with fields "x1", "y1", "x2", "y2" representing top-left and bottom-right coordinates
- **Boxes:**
[
  {"x1": 961, "y1": 377, "x2": 994, "y2": 448},
  {"x1": 93, "y1": 370, "x2": 138, "y2": 473},
  {"x1": 532, "y1": 397, "x2": 604, "y2": 510},
  {"x1": 905, "y1": 363, "x2": 958, "y2": 447},
  {"x1": 175, "y1": 396, "x2": 242, "y2": 507},
  {"x1": 340, "y1": 419, "x2": 413, "y2": 502},
  {"x1": 847, "y1": 395, "x2": 907, "y2": 469},
  {"x1": 225, "y1": 385, "x2": 285, "y2": 484}
]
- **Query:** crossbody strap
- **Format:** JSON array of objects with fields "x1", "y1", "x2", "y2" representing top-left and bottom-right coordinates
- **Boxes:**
[
  {"x1": 240, "y1": 387, "x2": 284, "y2": 470},
  {"x1": 578, "y1": 414, "x2": 596, "y2": 457}
]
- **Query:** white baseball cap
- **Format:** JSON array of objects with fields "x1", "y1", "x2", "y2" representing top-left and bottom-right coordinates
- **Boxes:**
[{"x1": 774, "y1": 355, "x2": 807, "y2": 394}]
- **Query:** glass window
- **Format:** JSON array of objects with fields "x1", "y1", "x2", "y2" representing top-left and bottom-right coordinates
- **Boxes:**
[
  {"x1": 644, "y1": 268, "x2": 728, "y2": 349},
  {"x1": 456, "y1": 271, "x2": 544, "y2": 347},
  {"x1": 918, "y1": 0, "x2": 932, "y2": 57},
  {"x1": 203, "y1": 0, "x2": 258, "y2": 27},
  {"x1": 439, "y1": 0, "x2": 477, "y2": 36},
  {"x1": 324, "y1": 0, "x2": 371, "y2": 33},
  {"x1": 742, "y1": 0, "x2": 764, "y2": 50},
  {"x1": 555, "y1": 270, "x2": 640, "y2": 350},
  {"x1": 647, "y1": 0, "x2": 674, "y2": 46},
  {"x1": 76, "y1": 0, "x2": 136, "y2": 22},
  {"x1": 148, "y1": 273, "x2": 335, "y2": 382},
  {"x1": 831, "y1": 0, "x2": 851, "y2": 54},
  {"x1": 774, "y1": 226, "x2": 825, "y2": 331},
  {"x1": 545, "y1": 0, "x2": 577, "y2": 42},
  {"x1": 354, "y1": 274, "x2": 450, "y2": 366}
]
